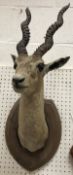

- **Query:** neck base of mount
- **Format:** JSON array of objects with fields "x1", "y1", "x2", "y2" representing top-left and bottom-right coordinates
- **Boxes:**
[{"x1": 5, "y1": 99, "x2": 61, "y2": 171}]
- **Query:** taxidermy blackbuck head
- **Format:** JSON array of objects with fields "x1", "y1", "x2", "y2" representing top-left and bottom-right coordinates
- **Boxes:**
[{"x1": 12, "y1": 4, "x2": 70, "y2": 95}]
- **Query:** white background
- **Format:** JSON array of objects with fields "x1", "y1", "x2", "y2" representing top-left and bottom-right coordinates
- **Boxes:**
[{"x1": 0, "y1": 0, "x2": 72, "y2": 68}]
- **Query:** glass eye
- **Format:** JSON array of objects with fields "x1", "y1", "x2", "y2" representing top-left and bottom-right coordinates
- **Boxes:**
[{"x1": 37, "y1": 63, "x2": 45, "y2": 72}]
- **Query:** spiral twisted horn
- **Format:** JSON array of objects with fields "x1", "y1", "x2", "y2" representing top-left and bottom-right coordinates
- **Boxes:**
[
  {"x1": 16, "y1": 8, "x2": 31, "y2": 55},
  {"x1": 33, "y1": 4, "x2": 70, "y2": 57}
]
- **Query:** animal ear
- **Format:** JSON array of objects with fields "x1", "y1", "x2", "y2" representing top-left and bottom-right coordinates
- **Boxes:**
[
  {"x1": 42, "y1": 56, "x2": 70, "y2": 76},
  {"x1": 11, "y1": 54, "x2": 17, "y2": 69},
  {"x1": 11, "y1": 54, "x2": 16, "y2": 62}
]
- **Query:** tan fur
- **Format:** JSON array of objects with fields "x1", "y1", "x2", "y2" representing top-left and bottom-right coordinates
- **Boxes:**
[{"x1": 12, "y1": 55, "x2": 48, "y2": 152}]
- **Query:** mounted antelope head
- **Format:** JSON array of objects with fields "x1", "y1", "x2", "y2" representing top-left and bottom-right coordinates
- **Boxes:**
[
  {"x1": 11, "y1": 4, "x2": 70, "y2": 95},
  {"x1": 11, "y1": 4, "x2": 70, "y2": 152}
]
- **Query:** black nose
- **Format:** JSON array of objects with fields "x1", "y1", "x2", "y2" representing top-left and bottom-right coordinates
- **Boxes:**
[{"x1": 12, "y1": 77, "x2": 25, "y2": 84}]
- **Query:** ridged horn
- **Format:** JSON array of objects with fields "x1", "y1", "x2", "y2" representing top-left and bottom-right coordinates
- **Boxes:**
[
  {"x1": 16, "y1": 8, "x2": 31, "y2": 55},
  {"x1": 33, "y1": 3, "x2": 70, "y2": 57}
]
